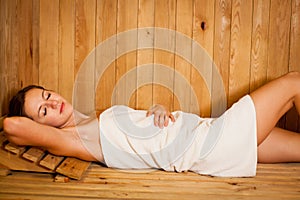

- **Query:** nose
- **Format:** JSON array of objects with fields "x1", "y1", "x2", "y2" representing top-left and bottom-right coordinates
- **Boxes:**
[{"x1": 46, "y1": 100, "x2": 59, "y2": 108}]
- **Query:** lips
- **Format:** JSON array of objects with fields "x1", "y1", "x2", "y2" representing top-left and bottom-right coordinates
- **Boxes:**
[{"x1": 60, "y1": 102, "x2": 64, "y2": 114}]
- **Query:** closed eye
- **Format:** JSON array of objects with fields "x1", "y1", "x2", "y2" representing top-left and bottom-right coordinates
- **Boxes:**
[
  {"x1": 46, "y1": 92, "x2": 51, "y2": 100},
  {"x1": 43, "y1": 107, "x2": 47, "y2": 116}
]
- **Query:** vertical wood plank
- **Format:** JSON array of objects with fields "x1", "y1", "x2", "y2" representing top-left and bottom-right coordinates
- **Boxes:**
[
  {"x1": 250, "y1": 0, "x2": 270, "y2": 92},
  {"x1": 174, "y1": 0, "x2": 193, "y2": 112},
  {"x1": 228, "y1": 0, "x2": 253, "y2": 106},
  {"x1": 153, "y1": 0, "x2": 176, "y2": 111},
  {"x1": 10, "y1": 0, "x2": 19, "y2": 97},
  {"x1": 0, "y1": 0, "x2": 8, "y2": 116},
  {"x1": 74, "y1": 0, "x2": 96, "y2": 114},
  {"x1": 17, "y1": 0, "x2": 34, "y2": 88},
  {"x1": 32, "y1": 0, "x2": 40, "y2": 86},
  {"x1": 59, "y1": 0, "x2": 75, "y2": 104},
  {"x1": 0, "y1": 0, "x2": 19, "y2": 116},
  {"x1": 192, "y1": 0, "x2": 214, "y2": 116},
  {"x1": 267, "y1": 0, "x2": 291, "y2": 80},
  {"x1": 213, "y1": 0, "x2": 232, "y2": 107},
  {"x1": 116, "y1": 0, "x2": 138, "y2": 108},
  {"x1": 95, "y1": 0, "x2": 117, "y2": 113},
  {"x1": 268, "y1": 0, "x2": 291, "y2": 128},
  {"x1": 136, "y1": 0, "x2": 155, "y2": 110},
  {"x1": 39, "y1": 0, "x2": 59, "y2": 91},
  {"x1": 286, "y1": 0, "x2": 300, "y2": 132}
]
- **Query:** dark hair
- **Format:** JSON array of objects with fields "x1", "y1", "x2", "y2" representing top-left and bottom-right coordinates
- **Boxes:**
[{"x1": 8, "y1": 85, "x2": 45, "y2": 117}]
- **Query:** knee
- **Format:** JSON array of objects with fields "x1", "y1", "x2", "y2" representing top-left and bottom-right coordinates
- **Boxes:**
[
  {"x1": 282, "y1": 71, "x2": 300, "y2": 88},
  {"x1": 285, "y1": 71, "x2": 300, "y2": 79}
]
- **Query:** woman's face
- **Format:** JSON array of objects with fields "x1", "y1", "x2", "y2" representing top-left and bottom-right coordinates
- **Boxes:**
[{"x1": 24, "y1": 88, "x2": 74, "y2": 128}]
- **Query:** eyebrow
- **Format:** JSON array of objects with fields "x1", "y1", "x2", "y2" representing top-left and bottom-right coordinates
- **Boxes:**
[{"x1": 37, "y1": 89, "x2": 45, "y2": 118}]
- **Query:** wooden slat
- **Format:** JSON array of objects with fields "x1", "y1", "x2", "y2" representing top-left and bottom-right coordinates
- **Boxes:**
[
  {"x1": 58, "y1": 0, "x2": 75, "y2": 103},
  {"x1": 267, "y1": 0, "x2": 291, "y2": 80},
  {"x1": 4, "y1": 142, "x2": 26, "y2": 156},
  {"x1": 39, "y1": 154, "x2": 64, "y2": 170},
  {"x1": 191, "y1": 0, "x2": 214, "y2": 116},
  {"x1": 0, "y1": 0, "x2": 7, "y2": 116},
  {"x1": 54, "y1": 174, "x2": 70, "y2": 183},
  {"x1": 39, "y1": 0, "x2": 59, "y2": 91},
  {"x1": 136, "y1": 0, "x2": 155, "y2": 110},
  {"x1": 250, "y1": 0, "x2": 270, "y2": 92},
  {"x1": 153, "y1": 0, "x2": 176, "y2": 111},
  {"x1": 1, "y1": 163, "x2": 300, "y2": 199},
  {"x1": 0, "y1": 132, "x2": 91, "y2": 179},
  {"x1": 56, "y1": 157, "x2": 91, "y2": 180},
  {"x1": 173, "y1": 0, "x2": 193, "y2": 112},
  {"x1": 0, "y1": 0, "x2": 19, "y2": 117},
  {"x1": 228, "y1": 0, "x2": 253, "y2": 106},
  {"x1": 95, "y1": 0, "x2": 117, "y2": 113},
  {"x1": 73, "y1": 0, "x2": 96, "y2": 114},
  {"x1": 213, "y1": 0, "x2": 231, "y2": 108},
  {"x1": 32, "y1": 0, "x2": 40, "y2": 86},
  {"x1": 267, "y1": 0, "x2": 292, "y2": 128},
  {"x1": 22, "y1": 147, "x2": 45, "y2": 163},
  {"x1": 115, "y1": 0, "x2": 138, "y2": 108},
  {"x1": 17, "y1": 0, "x2": 35, "y2": 87},
  {"x1": 0, "y1": 147, "x2": 52, "y2": 173}
]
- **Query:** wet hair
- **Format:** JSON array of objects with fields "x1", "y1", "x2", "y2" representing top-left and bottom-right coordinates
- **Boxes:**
[{"x1": 8, "y1": 85, "x2": 45, "y2": 117}]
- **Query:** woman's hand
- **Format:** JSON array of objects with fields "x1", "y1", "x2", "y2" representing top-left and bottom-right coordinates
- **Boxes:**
[{"x1": 146, "y1": 104, "x2": 175, "y2": 128}]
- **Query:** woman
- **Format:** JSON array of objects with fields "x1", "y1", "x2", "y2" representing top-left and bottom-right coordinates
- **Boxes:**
[{"x1": 3, "y1": 72, "x2": 300, "y2": 177}]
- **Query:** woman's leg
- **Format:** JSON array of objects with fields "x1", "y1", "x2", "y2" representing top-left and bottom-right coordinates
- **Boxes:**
[
  {"x1": 258, "y1": 127, "x2": 300, "y2": 163},
  {"x1": 250, "y1": 71, "x2": 300, "y2": 145}
]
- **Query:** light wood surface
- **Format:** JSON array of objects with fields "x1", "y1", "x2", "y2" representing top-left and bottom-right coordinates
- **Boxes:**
[
  {"x1": 1, "y1": 0, "x2": 299, "y2": 131},
  {"x1": 0, "y1": 163, "x2": 299, "y2": 199}
]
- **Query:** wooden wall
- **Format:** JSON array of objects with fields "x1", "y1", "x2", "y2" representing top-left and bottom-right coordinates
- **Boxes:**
[{"x1": 0, "y1": 0, "x2": 299, "y2": 131}]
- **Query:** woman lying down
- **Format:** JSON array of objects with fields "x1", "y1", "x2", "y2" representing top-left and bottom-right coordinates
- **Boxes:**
[{"x1": 3, "y1": 72, "x2": 300, "y2": 177}]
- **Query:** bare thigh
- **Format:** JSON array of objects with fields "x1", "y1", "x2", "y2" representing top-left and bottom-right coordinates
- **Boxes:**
[
  {"x1": 258, "y1": 127, "x2": 300, "y2": 163},
  {"x1": 250, "y1": 72, "x2": 300, "y2": 145}
]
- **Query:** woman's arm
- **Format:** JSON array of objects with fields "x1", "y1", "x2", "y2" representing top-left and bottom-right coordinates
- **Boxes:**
[{"x1": 3, "y1": 117, "x2": 96, "y2": 161}]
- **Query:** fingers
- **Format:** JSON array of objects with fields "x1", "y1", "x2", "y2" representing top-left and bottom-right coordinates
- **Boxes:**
[
  {"x1": 147, "y1": 105, "x2": 175, "y2": 128},
  {"x1": 169, "y1": 113, "x2": 175, "y2": 122}
]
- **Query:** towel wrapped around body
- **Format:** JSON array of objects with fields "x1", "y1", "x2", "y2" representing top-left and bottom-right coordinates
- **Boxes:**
[{"x1": 98, "y1": 95, "x2": 257, "y2": 177}]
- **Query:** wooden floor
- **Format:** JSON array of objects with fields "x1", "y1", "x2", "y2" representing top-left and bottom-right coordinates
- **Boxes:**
[{"x1": 0, "y1": 163, "x2": 299, "y2": 200}]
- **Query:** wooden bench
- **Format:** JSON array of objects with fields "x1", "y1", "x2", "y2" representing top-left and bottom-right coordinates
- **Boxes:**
[{"x1": 0, "y1": 131, "x2": 91, "y2": 180}]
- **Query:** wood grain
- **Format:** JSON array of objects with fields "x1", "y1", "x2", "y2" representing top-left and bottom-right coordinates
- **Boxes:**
[
  {"x1": 0, "y1": 163, "x2": 300, "y2": 199},
  {"x1": 136, "y1": 0, "x2": 155, "y2": 110},
  {"x1": 174, "y1": 0, "x2": 193, "y2": 112},
  {"x1": 267, "y1": 0, "x2": 291, "y2": 80},
  {"x1": 228, "y1": 0, "x2": 252, "y2": 106},
  {"x1": 213, "y1": 0, "x2": 232, "y2": 109},
  {"x1": 267, "y1": 0, "x2": 292, "y2": 128},
  {"x1": 115, "y1": 0, "x2": 138, "y2": 108},
  {"x1": 95, "y1": 0, "x2": 117, "y2": 113},
  {"x1": 39, "y1": 0, "x2": 59, "y2": 91},
  {"x1": 0, "y1": 0, "x2": 299, "y2": 129},
  {"x1": 250, "y1": 0, "x2": 270, "y2": 92},
  {"x1": 17, "y1": 0, "x2": 35, "y2": 88},
  {"x1": 73, "y1": 0, "x2": 96, "y2": 114},
  {"x1": 192, "y1": 0, "x2": 214, "y2": 116},
  {"x1": 58, "y1": 0, "x2": 75, "y2": 104},
  {"x1": 153, "y1": 0, "x2": 176, "y2": 111}
]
